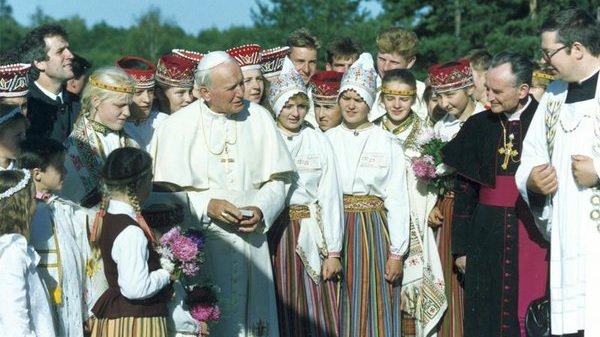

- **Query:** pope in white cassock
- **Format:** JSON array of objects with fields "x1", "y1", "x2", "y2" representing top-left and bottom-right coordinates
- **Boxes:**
[
  {"x1": 516, "y1": 9, "x2": 600, "y2": 337},
  {"x1": 150, "y1": 51, "x2": 294, "y2": 337}
]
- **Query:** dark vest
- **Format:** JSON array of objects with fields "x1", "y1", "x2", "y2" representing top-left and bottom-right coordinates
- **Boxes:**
[
  {"x1": 26, "y1": 82, "x2": 80, "y2": 142},
  {"x1": 92, "y1": 213, "x2": 170, "y2": 318}
]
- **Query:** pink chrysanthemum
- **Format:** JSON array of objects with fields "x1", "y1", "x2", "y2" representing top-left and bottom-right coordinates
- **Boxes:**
[
  {"x1": 170, "y1": 235, "x2": 199, "y2": 262},
  {"x1": 190, "y1": 304, "x2": 220, "y2": 322},
  {"x1": 412, "y1": 156, "x2": 436, "y2": 180},
  {"x1": 159, "y1": 226, "x2": 181, "y2": 246}
]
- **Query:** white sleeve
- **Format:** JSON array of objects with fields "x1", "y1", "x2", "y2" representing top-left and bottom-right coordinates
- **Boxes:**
[
  {"x1": 112, "y1": 226, "x2": 170, "y2": 300},
  {"x1": 515, "y1": 94, "x2": 553, "y2": 239},
  {"x1": 0, "y1": 245, "x2": 36, "y2": 337},
  {"x1": 317, "y1": 136, "x2": 344, "y2": 255},
  {"x1": 384, "y1": 139, "x2": 411, "y2": 256},
  {"x1": 252, "y1": 177, "x2": 288, "y2": 230}
]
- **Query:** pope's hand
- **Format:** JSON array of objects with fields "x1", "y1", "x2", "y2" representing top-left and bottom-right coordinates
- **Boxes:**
[
  {"x1": 207, "y1": 199, "x2": 242, "y2": 225},
  {"x1": 572, "y1": 154, "x2": 599, "y2": 187},
  {"x1": 238, "y1": 206, "x2": 263, "y2": 232},
  {"x1": 526, "y1": 163, "x2": 558, "y2": 195}
]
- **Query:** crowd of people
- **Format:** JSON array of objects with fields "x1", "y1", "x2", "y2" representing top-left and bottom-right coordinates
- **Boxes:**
[{"x1": 0, "y1": 6, "x2": 598, "y2": 337}]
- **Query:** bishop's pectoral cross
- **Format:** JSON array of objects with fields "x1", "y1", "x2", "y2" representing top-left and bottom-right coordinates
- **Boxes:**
[
  {"x1": 220, "y1": 145, "x2": 235, "y2": 172},
  {"x1": 498, "y1": 134, "x2": 518, "y2": 170}
]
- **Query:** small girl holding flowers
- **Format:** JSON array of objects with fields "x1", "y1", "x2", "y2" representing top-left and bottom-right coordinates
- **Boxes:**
[{"x1": 89, "y1": 147, "x2": 173, "y2": 337}]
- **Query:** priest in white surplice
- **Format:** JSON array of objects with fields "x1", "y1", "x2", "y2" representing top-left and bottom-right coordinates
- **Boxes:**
[
  {"x1": 150, "y1": 51, "x2": 294, "y2": 337},
  {"x1": 515, "y1": 9, "x2": 600, "y2": 337}
]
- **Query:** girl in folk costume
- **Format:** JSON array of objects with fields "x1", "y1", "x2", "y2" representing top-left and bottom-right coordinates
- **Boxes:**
[
  {"x1": 0, "y1": 169, "x2": 56, "y2": 337},
  {"x1": 427, "y1": 59, "x2": 478, "y2": 337},
  {"x1": 227, "y1": 44, "x2": 266, "y2": 105},
  {"x1": 326, "y1": 53, "x2": 410, "y2": 337},
  {"x1": 154, "y1": 52, "x2": 197, "y2": 115},
  {"x1": 266, "y1": 57, "x2": 344, "y2": 337},
  {"x1": 374, "y1": 69, "x2": 447, "y2": 337},
  {"x1": 309, "y1": 70, "x2": 344, "y2": 132},
  {"x1": 90, "y1": 147, "x2": 173, "y2": 337},
  {"x1": 118, "y1": 56, "x2": 168, "y2": 151},
  {"x1": 19, "y1": 138, "x2": 95, "y2": 337},
  {"x1": 61, "y1": 66, "x2": 138, "y2": 208},
  {"x1": 0, "y1": 104, "x2": 29, "y2": 170}
]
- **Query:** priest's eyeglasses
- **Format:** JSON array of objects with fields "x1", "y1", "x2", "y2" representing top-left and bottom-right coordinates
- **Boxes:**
[{"x1": 541, "y1": 45, "x2": 569, "y2": 61}]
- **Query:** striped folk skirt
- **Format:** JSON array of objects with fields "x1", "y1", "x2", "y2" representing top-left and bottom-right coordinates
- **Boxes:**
[
  {"x1": 339, "y1": 195, "x2": 402, "y2": 337},
  {"x1": 436, "y1": 192, "x2": 464, "y2": 337},
  {"x1": 268, "y1": 205, "x2": 340, "y2": 337},
  {"x1": 91, "y1": 316, "x2": 167, "y2": 337}
]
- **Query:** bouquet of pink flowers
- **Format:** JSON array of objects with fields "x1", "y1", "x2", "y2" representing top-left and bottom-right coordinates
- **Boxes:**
[
  {"x1": 157, "y1": 226, "x2": 206, "y2": 279},
  {"x1": 408, "y1": 128, "x2": 453, "y2": 195},
  {"x1": 186, "y1": 284, "x2": 221, "y2": 323}
]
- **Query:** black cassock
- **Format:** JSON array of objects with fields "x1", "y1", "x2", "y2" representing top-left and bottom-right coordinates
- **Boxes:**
[{"x1": 441, "y1": 97, "x2": 548, "y2": 337}]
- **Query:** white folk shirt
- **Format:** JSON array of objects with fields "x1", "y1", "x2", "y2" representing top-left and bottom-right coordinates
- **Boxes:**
[
  {"x1": 150, "y1": 99, "x2": 294, "y2": 337},
  {"x1": 326, "y1": 124, "x2": 410, "y2": 255},
  {"x1": 30, "y1": 196, "x2": 93, "y2": 337},
  {"x1": 0, "y1": 234, "x2": 56, "y2": 337},
  {"x1": 125, "y1": 110, "x2": 168, "y2": 152},
  {"x1": 107, "y1": 200, "x2": 170, "y2": 299},
  {"x1": 516, "y1": 74, "x2": 600, "y2": 336},
  {"x1": 279, "y1": 125, "x2": 344, "y2": 275}
]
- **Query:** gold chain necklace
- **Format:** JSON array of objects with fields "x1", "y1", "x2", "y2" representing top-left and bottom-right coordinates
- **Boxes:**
[
  {"x1": 498, "y1": 117, "x2": 520, "y2": 170},
  {"x1": 199, "y1": 108, "x2": 238, "y2": 155}
]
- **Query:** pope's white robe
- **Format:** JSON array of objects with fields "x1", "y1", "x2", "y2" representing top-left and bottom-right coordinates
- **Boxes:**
[
  {"x1": 325, "y1": 124, "x2": 410, "y2": 255},
  {"x1": 516, "y1": 74, "x2": 600, "y2": 335},
  {"x1": 279, "y1": 125, "x2": 344, "y2": 279},
  {"x1": 150, "y1": 99, "x2": 294, "y2": 337}
]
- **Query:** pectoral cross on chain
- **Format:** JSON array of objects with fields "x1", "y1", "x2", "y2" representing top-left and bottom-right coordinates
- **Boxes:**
[
  {"x1": 220, "y1": 145, "x2": 234, "y2": 172},
  {"x1": 498, "y1": 136, "x2": 518, "y2": 170}
]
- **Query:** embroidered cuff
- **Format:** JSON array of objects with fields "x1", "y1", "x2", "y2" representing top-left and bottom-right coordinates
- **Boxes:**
[
  {"x1": 389, "y1": 251, "x2": 403, "y2": 260},
  {"x1": 327, "y1": 251, "x2": 341, "y2": 258}
]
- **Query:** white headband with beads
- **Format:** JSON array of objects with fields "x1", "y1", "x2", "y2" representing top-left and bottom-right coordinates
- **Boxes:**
[{"x1": 0, "y1": 169, "x2": 31, "y2": 200}]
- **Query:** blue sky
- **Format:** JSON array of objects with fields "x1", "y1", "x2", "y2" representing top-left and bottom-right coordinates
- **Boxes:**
[{"x1": 8, "y1": 0, "x2": 382, "y2": 35}]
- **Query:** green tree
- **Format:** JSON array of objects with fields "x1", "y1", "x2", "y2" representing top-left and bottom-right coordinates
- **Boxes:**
[
  {"x1": 0, "y1": 0, "x2": 24, "y2": 51},
  {"x1": 251, "y1": 0, "x2": 379, "y2": 65}
]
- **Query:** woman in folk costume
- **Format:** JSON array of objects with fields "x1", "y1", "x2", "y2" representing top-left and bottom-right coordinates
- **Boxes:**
[
  {"x1": 373, "y1": 69, "x2": 447, "y2": 337},
  {"x1": 326, "y1": 53, "x2": 410, "y2": 337},
  {"x1": 427, "y1": 59, "x2": 478, "y2": 337},
  {"x1": 90, "y1": 147, "x2": 173, "y2": 337},
  {"x1": 118, "y1": 56, "x2": 169, "y2": 152},
  {"x1": 20, "y1": 138, "x2": 95, "y2": 337},
  {"x1": 227, "y1": 44, "x2": 266, "y2": 105},
  {"x1": 61, "y1": 66, "x2": 138, "y2": 208},
  {"x1": 309, "y1": 70, "x2": 344, "y2": 132},
  {"x1": 154, "y1": 52, "x2": 197, "y2": 115},
  {"x1": 266, "y1": 57, "x2": 344, "y2": 337},
  {"x1": 0, "y1": 169, "x2": 56, "y2": 337}
]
